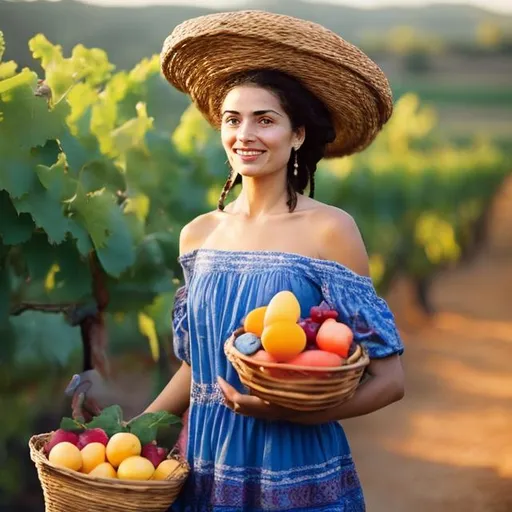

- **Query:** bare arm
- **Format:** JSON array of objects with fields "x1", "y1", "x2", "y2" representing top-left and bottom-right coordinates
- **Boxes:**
[
  {"x1": 143, "y1": 361, "x2": 191, "y2": 416},
  {"x1": 290, "y1": 355, "x2": 404, "y2": 424}
]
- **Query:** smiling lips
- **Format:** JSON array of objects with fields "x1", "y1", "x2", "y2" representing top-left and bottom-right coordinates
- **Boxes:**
[{"x1": 234, "y1": 149, "x2": 266, "y2": 156}]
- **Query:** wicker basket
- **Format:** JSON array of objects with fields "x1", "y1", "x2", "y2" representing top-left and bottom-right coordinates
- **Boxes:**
[
  {"x1": 29, "y1": 432, "x2": 189, "y2": 512},
  {"x1": 225, "y1": 328, "x2": 370, "y2": 411}
]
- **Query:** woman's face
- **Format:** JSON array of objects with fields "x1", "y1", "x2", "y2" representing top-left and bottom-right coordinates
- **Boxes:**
[{"x1": 220, "y1": 85, "x2": 304, "y2": 178}]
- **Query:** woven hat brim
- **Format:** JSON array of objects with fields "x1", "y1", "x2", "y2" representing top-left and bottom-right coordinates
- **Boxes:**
[{"x1": 161, "y1": 10, "x2": 393, "y2": 158}]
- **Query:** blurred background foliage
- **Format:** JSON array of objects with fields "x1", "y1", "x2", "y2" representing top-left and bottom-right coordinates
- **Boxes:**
[{"x1": 0, "y1": 0, "x2": 511, "y2": 509}]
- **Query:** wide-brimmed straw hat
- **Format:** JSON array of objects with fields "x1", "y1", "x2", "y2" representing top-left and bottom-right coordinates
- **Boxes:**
[{"x1": 160, "y1": 10, "x2": 393, "y2": 158}]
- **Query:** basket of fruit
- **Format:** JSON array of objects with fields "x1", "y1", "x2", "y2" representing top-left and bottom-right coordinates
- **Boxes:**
[
  {"x1": 29, "y1": 406, "x2": 189, "y2": 512},
  {"x1": 224, "y1": 291, "x2": 370, "y2": 411}
]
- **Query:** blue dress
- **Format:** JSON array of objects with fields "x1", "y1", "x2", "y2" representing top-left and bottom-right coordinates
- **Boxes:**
[{"x1": 170, "y1": 249, "x2": 404, "y2": 512}]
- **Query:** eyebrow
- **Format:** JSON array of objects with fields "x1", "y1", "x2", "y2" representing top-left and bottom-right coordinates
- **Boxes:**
[{"x1": 222, "y1": 109, "x2": 283, "y2": 117}]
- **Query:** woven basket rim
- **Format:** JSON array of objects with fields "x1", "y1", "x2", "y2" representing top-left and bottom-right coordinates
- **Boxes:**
[
  {"x1": 226, "y1": 328, "x2": 370, "y2": 372},
  {"x1": 29, "y1": 432, "x2": 189, "y2": 489}
]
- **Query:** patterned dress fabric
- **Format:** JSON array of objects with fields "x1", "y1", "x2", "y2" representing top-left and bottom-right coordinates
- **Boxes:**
[{"x1": 169, "y1": 249, "x2": 404, "y2": 511}]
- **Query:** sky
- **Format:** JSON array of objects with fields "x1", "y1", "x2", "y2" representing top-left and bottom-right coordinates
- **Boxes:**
[{"x1": 76, "y1": 0, "x2": 512, "y2": 15}]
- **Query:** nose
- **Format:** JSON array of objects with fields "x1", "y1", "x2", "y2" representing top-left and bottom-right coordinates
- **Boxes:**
[{"x1": 236, "y1": 121, "x2": 256, "y2": 143}]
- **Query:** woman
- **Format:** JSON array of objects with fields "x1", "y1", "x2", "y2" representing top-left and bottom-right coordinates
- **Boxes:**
[{"x1": 147, "y1": 10, "x2": 405, "y2": 511}]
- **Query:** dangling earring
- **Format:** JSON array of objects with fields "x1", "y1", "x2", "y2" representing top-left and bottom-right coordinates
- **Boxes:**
[{"x1": 293, "y1": 148, "x2": 299, "y2": 177}]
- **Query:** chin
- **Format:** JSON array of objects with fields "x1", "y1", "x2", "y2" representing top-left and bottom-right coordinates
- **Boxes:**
[{"x1": 236, "y1": 166, "x2": 266, "y2": 177}]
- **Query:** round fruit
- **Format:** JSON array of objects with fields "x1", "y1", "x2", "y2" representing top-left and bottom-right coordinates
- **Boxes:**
[
  {"x1": 44, "y1": 429, "x2": 79, "y2": 455},
  {"x1": 106, "y1": 432, "x2": 141, "y2": 468},
  {"x1": 48, "y1": 441, "x2": 82, "y2": 471},
  {"x1": 250, "y1": 350, "x2": 278, "y2": 363},
  {"x1": 88, "y1": 462, "x2": 117, "y2": 479},
  {"x1": 77, "y1": 428, "x2": 108, "y2": 450},
  {"x1": 264, "y1": 291, "x2": 301, "y2": 326},
  {"x1": 243, "y1": 306, "x2": 267, "y2": 337},
  {"x1": 316, "y1": 319, "x2": 353, "y2": 358},
  {"x1": 287, "y1": 350, "x2": 344, "y2": 367},
  {"x1": 117, "y1": 455, "x2": 154, "y2": 481},
  {"x1": 151, "y1": 459, "x2": 181, "y2": 481},
  {"x1": 261, "y1": 321, "x2": 306, "y2": 362},
  {"x1": 81, "y1": 442, "x2": 106, "y2": 474}
]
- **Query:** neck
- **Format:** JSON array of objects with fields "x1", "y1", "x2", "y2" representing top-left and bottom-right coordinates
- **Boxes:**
[{"x1": 232, "y1": 169, "x2": 290, "y2": 218}]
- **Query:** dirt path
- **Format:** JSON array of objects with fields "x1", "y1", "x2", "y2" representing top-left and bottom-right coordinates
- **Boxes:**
[{"x1": 344, "y1": 179, "x2": 512, "y2": 511}]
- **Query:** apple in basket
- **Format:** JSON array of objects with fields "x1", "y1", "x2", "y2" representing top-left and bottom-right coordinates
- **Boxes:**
[{"x1": 41, "y1": 405, "x2": 187, "y2": 481}]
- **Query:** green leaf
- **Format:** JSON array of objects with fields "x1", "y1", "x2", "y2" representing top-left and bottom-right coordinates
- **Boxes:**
[
  {"x1": 0, "y1": 152, "x2": 38, "y2": 199},
  {"x1": 0, "y1": 69, "x2": 69, "y2": 149},
  {"x1": 60, "y1": 417, "x2": 86, "y2": 433},
  {"x1": 13, "y1": 180, "x2": 69, "y2": 244},
  {"x1": 0, "y1": 61, "x2": 17, "y2": 80},
  {"x1": 86, "y1": 405, "x2": 125, "y2": 437},
  {"x1": 0, "y1": 191, "x2": 34, "y2": 245},
  {"x1": 67, "y1": 219, "x2": 93, "y2": 256},
  {"x1": 127, "y1": 411, "x2": 181, "y2": 446},
  {"x1": 70, "y1": 188, "x2": 135, "y2": 277}
]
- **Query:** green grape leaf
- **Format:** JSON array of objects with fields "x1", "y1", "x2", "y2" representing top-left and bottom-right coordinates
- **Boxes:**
[
  {"x1": 95, "y1": 209, "x2": 136, "y2": 277},
  {"x1": 13, "y1": 180, "x2": 69, "y2": 244},
  {"x1": 127, "y1": 411, "x2": 182, "y2": 446},
  {"x1": 86, "y1": 405, "x2": 126, "y2": 437},
  {"x1": 0, "y1": 191, "x2": 34, "y2": 245},
  {"x1": 67, "y1": 219, "x2": 93, "y2": 256},
  {"x1": 60, "y1": 417, "x2": 86, "y2": 433},
  {"x1": 0, "y1": 152, "x2": 38, "y2": 199},
  {"x1": 0, "y1": 61, "x2": 17, "y2": 80},
  {"x1": 0, "y1": 69, "x2": 69, "y2": 149},
  {"x1": 70, "y1": 188, "x2": 135, "y2": 276}
]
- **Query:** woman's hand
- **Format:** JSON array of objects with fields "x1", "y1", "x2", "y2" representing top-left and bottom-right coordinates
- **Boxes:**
[{"x1": 217, "y1": 377, "x2": 297, "y2": 422}]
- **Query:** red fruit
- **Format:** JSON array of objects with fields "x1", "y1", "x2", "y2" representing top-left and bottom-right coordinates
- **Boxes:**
[
  {"x1": 323, "y1": 310, "x2": 339, "y2": 320},
  {"x1": 77, "y1": 428, "x2": 109, "y2": 450},
  {"x1": 44, "y1": 429, "x2": 79, "y2": 455},
  {"x1": 141, "y1": 443, "x2": 168, "y2": 468},
  {"x1": 309, "y1": 306, "x2": 325, "y2": 323},
  {"x1": 288, "y1": 350, "x2": 344, "y2": 367},
  {"x1": 316, "y1": 319, "x2": 353, "y2": 358},
  {"x1": 298, "y1": 318, "x2": 321, "y2": 344},
  {"x1": 251, "y1": 350, "x2": 277, "y2": 363}
]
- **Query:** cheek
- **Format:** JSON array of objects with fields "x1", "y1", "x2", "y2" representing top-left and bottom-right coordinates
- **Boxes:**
[{"x1": 221, "y1": 129, "x2": 235, "y2": 152}]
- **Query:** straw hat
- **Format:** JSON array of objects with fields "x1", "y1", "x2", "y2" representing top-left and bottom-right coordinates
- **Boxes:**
[{"x1": 161, "y1": 10, "x2": 393, "y2": 158}]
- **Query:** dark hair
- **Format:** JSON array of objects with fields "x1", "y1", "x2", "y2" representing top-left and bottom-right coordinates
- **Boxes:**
[{"x1": 217, "y1": 69, "x2": 336, "y2": 212}]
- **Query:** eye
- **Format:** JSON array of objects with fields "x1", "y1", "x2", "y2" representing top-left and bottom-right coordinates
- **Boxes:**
[
  {"x1": 224, "y1": 117, "x2": 239, "y2": 126},
  {"x1": 259, "y1": 118, "x2": 273, "y2": 125}
]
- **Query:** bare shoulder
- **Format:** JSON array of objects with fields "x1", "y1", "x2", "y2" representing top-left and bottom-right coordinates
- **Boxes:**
[
  {"x1": 179, "y1": 210, "x2": 221, "y2": 256},
  {"x1": 311, "y1": 204, "x2": 370, "y2": 277}
]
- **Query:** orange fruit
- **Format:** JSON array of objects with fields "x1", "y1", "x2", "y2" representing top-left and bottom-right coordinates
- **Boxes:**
[
  {"x1": 151, "y1": 459, "x2": 182, "y2": 480},
  {"x1": 243, "y1": 306, "x2": 267, "y2": 336},
  {"x1": 264, "y1": 291, "x2": 301, "y2": 326},
  {"x1": 106, "y1": 432, "x2": 141, "y2": 468},
  {"x1": 48, "y1": 441, "x2": 82, "y2": 472},
  {"x1": 117, "y1": 456, "x2": 154, "y2": 481},
  {"x1": 89, "y1": 462, "x2": 117, "y2": 479},
  {"x1": 261, "y1": 321, "x2": 306, "y2": 362},
  {"x1": 81, "y1": 442, "x2": 106, "y2": 474}
]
